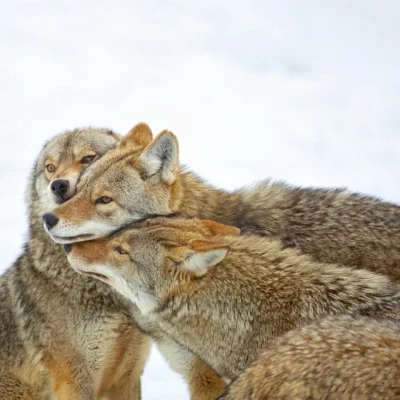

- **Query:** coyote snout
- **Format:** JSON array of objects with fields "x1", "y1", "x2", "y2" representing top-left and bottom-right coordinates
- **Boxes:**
[
  {"x1": 50, "y1": 179, "x2": 70, "y2": 202},
  {"x1": 43, "y1": 213, "x2": 59, "y2": 230},
  {"x1": 45, "y1": 149, "x2": 96, "y2": 205}
]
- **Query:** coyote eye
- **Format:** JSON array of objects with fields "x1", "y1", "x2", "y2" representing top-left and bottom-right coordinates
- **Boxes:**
[
  {"x1": 46, "y1": 164, "x2": 56, "y2": 173},
  {"x1": 114, "y1": 245, "x2": 128, "y2": 255},
  {"x1": 95, "y1": 196, "x2": 113, "y2": 204},
  {"x1": 80, "y1": 155, "x2": 96, "y2": 164}
]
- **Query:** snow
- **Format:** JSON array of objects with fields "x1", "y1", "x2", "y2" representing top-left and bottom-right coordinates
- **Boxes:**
[{"x1": 0, "y1": 1, "x2": 399, "y2": 398}]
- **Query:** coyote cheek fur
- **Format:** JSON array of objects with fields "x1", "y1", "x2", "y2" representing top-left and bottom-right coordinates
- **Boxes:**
[
  {"x1": 49, "y1": 122, "x2": 400, "y2": 282},
  {"x1": 66, "y1": 217, "x2": 400, "y2": 383},
  {"x1": 220, "y1": 315, "x2": 400, "y2": 400},
  {"x1": 0, "y1": 128, "x2": 151, "y2": 399}
]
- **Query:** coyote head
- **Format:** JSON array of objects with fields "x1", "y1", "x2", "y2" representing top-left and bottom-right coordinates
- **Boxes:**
[
  {"x1": 31, "y1": 127, "x2": 120, "y2": 218},
  {"x1": 65, "y1": 217, "x2": 239, "y2": 313},
  {"x1": 44, "y1": 123, "x2": 182, "y2": 244}
]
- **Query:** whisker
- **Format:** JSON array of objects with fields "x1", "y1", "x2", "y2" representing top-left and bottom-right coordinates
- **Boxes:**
[{"x1": 36, "y1": 193, "x2": 48, "y2": 200}]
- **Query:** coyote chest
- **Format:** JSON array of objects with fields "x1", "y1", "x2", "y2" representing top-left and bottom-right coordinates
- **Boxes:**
[
  {"x1": 12, "y1": 243, "x2": 149, "y2": 399},
  {"x1": 80, "y1": 311, "x2": 142, "y2": 396}
]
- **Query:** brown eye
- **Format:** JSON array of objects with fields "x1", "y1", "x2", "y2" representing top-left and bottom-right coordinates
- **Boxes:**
[
  {"x1": 80, "y1": 155, "x2": 96, "y2": 164},
  {"x1": 95, "y1": 196, "x2": 113, "y2": 205},
  {"x1": 46, "y1": 164, "x2": 56, "y2": 173},
  {"x1": 114, "y1": 245, "x2": 128, "y2": 255}
]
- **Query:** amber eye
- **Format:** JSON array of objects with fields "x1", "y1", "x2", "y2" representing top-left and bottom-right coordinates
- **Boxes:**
[
  {"x1": 46, "y1": 164, "x2": 56, "y2": 173},
  {"x1": 95, "y1": 196, "x2": 113, "y2": 205},
  {"x1": 114, "y1": 245, "x2": 128, "y2": 255},
  {"x1": 80, "y1": 155, "x2": 96, "y2": 164}
]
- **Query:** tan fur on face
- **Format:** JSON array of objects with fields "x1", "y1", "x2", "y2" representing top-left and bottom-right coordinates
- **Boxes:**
[
  {"x1": 68, "y1": 238, "x2": 113, "y2": 266},
  {"x1": 54, "y1": 199, "x2": 97, "y2": 225},
  {"x1": 67, "y1": 217, "x2": 400, "y2": 384},
  {"x1": 221, "y1": 315, "x2": 400, "y2": 400},
  {"x1": 51, "y1": 161, "x2": 82, "y2": 182}
]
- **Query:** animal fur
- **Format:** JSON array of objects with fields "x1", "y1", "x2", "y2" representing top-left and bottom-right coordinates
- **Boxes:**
[
  {"x1": 0, "y1": 128, "x2": 151, "y2": 399},
  {"x1": 47, "y1": 123, "x2": 400, "y2": 282},
  {"x1": 220, "y1": 315, "x2": 400, "y2": 400},
  {"x1": 65, "y1": 217, "x2": 400, "y2": 382}
]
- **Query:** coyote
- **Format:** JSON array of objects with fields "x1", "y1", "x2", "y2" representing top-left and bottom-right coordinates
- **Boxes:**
[
  {"x1": 45, "y1": 123, "x2": 400, "y2": 282},
  {"x1": 0, "y1": 128, "x2": 151, "y2": 399},
  {"x1": 65, "y1": 216, "x2": 400, "y2": 382},
  {"x1": 220, "y1": 315, "x2": 400, "y2": 400}
]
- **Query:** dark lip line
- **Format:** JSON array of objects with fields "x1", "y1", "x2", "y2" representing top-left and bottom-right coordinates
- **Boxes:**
[
  {"x1": 81, "y1": 271, "x2": 109, "y2": 281},
  {"x1": 51, "y1": 233, "x2": 94, "y2": 240}
]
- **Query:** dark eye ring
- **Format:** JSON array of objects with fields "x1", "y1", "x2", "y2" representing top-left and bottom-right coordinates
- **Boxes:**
[
  {"x1": 114, "y1": 245, "x2": 128, "y2": 255},
  {"x1": 95, "y1": 196, "x2": 113, "y2": 204},
  {"x1": 80, "y1": 155, "x2": 96, "y2": 164},
  {"x1": 46, "y1": 164, "x2": 56, "y2": 173}
]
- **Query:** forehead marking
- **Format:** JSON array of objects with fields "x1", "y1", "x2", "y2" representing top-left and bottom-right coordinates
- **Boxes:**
[{"x1": 79, "y1": 150, "x2": 140, "y2": 182}]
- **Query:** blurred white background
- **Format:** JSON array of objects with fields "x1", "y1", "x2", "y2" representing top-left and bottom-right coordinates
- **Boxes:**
[{"x1": 1, "y1": 1, "x2": 399, "y2": 398}]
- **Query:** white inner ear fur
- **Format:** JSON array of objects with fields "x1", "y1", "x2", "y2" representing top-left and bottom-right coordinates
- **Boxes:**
[
  {"x1": 183, "y1": 248, "x2": 228, "y2": 277},
  {"x1": 140, "y1": 133, "x2": 178, "y2": 184}
]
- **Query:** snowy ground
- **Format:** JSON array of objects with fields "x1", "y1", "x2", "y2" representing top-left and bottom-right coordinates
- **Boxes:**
[{"x1": 1, "y1": 1, "x2": 400, "y2": 398}]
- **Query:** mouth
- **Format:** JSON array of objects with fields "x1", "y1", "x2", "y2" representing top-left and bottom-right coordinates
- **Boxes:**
[
  {"x1": 80, "y1": 271, "x2": 109, "y2": 282},
  {"x1": 50, "y1": 233, "x2": 95, "y2": 244}
]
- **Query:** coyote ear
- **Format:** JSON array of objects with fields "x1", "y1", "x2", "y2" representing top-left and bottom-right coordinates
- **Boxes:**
[
  {"x1": 200, "y1": 220, "x2": 241, "y2": 237},
  {"x1": 182, "y1": 241, "x2": 229, "y2": 277},
  {"x1": 120, "y1": 123, "x2": 153, "y2": 148},
  {"x1": 139, "y1": 130, "x2": 179, "y2": 184}
]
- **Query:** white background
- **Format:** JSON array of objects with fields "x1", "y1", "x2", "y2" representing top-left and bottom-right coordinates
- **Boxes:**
[{"x1": 1, "y1": 1, "x2": 399, "y2": 398}]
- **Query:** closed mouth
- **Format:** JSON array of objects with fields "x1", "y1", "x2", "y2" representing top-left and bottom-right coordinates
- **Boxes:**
[
  {"x1": 50, "y1": 233, "x2": 95, "y2": 243},
  {"x1": 81, "y1": 271, "x2": 109, "y2": 282}
]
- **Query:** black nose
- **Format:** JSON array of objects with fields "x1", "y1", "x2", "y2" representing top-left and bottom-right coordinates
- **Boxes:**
[
  {"x1": 43, "y1": 213, "x2": 59, "y2": 230},
  {"x1": 51, "y1": 179, "x2": 69, "y2": 197},
  {"x1": 63, "y1": 244, "x2": 72, "y2": 253}
]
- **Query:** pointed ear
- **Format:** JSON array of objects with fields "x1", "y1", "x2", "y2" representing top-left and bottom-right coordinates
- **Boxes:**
[
  {"x1": 182, "y1": 241, "x2": 229, "y2": 277},
  {"x1": 139, "y1": 130, "x2": 179, "y2": 184},
  {"x1": 200, "y1": 220, "x2": 241, "y2": 237},
  {"x1": 120, "y1": 122, "x2": 153, "y2": 148}
]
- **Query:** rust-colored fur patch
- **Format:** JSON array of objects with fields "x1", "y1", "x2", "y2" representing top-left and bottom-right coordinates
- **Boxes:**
[
  {"x1": 200, "y1": 220, "x2": 241, "y2": 237},
  {"x1": 52, "y1": 162, "x2": 83, "y2": 181},
  {"x1": 45, "y1": 352, "x2": 86, "y2": 400},
  {"x1": 71, "y1": 239, "x2": 111, "y2": 265},
  {"x1": 97, "y1": 323, "x2": 151, "y2": 398},
  {"x1": 54, "y1": 198, "x2": 96, "y2": 221},
  {"x1": 189, "y1": 357, "x2": 226, "y2": 400},
  {"x1": 190, "y1": 240, "x2": 230, "y2": 253},
  {"x1": 121, "y1": 122, "x2": 153, "y2": 148}
]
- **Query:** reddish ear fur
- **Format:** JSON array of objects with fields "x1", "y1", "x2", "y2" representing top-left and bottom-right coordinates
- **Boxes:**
[
  {"x1": 120, "y1": 122, "x2": 153, "y2": 148},
  {"x1": 200, "y1": 220, "x2": 241, "y2": 237},
  {"x1": 190, "y1": 240, "x2": 230, "y2": 253}
]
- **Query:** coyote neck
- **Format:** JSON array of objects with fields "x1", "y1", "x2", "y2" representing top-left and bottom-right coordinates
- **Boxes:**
[
  {"x1": 177, "y1": 171, "x2": 281, "y2": 236},
  {"x1": 177, "y1": 171, "x2": 237, "y2": 225}
]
